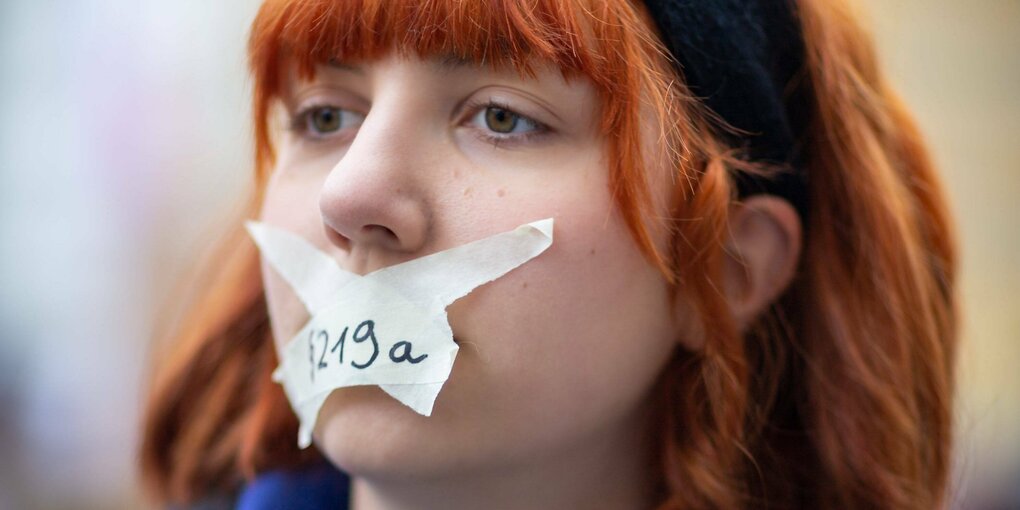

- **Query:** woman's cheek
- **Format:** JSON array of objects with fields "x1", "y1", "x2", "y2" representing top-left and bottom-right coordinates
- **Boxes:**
[
  {"x1": 258, "y1": 162, "x2": 336, "y2": 346},
  {"x1": 444, "y1": 199, "x2": 676, "y2": 442},
  {"x1": 261, "y1": 263, "x2": 311, "y2": 351}
]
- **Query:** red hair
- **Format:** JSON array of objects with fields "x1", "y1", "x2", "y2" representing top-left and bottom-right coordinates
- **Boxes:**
[{"x1": 141, "y1": 0, "x2": 958, "y2": 508}]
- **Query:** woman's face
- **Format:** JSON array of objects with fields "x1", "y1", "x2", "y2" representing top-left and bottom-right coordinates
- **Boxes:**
[{"x1": 259, "y1": 53, "x2": 683, "y2": 477}]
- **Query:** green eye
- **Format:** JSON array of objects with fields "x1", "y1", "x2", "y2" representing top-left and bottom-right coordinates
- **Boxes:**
[
  {"x1": 300, "y1": 105, "x2": 364, "y2": 136},
  {"x1": 484, "y1": 107, "x2": 518, "y2": 133},
  {"x1": 311, "y1": 107, "x2": 342, "y2": 133}
]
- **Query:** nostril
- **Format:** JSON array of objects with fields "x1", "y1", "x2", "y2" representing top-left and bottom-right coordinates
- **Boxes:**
[
  {"x1": 361, "y1": 224, "x2": 398, "y2": 241},
  {"x1": 324, "y1": 226, "x2": 352, "y2": 251},
  {"x1": 322, "y1": 223, "x2": 402, "y2": 252}
]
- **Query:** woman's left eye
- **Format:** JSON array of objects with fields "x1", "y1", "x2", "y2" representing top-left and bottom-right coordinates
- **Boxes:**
[{"x1": 468, "y1": 104, "x2": 545, "y2": 141}]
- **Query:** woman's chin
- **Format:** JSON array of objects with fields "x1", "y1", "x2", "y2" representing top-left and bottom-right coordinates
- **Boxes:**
[{"x1": 311, "y1": 385, "x2": 471, "y2": 481}]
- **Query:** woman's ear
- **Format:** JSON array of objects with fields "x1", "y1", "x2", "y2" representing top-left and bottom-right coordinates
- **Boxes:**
[{"x1": 722, "y1": 195, "x2": 802, "y2": 331}]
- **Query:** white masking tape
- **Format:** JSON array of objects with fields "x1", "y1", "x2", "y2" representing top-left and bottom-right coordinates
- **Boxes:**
[{"x1": 246, "y1": 219, "x2": 554, "y2": 448}]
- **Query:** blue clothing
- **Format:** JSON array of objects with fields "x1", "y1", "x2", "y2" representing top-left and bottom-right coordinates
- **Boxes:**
[{"x1": 236, "y1": 462, "x2": 351, "y2": 510}]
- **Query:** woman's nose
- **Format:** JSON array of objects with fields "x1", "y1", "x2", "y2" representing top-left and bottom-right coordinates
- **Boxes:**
[{"x1": 318, "y1": 111, "x2": 431, "y2": 255}]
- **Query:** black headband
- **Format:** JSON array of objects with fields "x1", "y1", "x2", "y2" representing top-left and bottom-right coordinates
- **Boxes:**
[{"x1": 641, "y1": 0, "x2": 809, "y2": 216}]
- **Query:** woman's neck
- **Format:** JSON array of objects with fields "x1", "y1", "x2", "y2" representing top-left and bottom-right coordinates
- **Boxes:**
[{"x1": 349, "y1": 407, "x2": 658, "y2": 510}]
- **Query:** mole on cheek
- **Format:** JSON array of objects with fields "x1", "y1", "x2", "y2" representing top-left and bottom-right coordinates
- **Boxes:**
[
  {"x1": 590, "y1": 248, "x2": 596, "y2": 255},
  {"x1": 497, "y1": 189, "x2": 506, "y2": 197}
]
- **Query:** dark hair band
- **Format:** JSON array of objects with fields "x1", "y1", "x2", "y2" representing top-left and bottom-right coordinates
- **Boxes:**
[{"x1": 641, "y1": 0, "x2": 809, "y2": 217}]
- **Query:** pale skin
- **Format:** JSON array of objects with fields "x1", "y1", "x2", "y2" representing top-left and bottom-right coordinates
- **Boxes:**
[{"x1": 258, "y1": 53, "x2": 801, "y2": 510}]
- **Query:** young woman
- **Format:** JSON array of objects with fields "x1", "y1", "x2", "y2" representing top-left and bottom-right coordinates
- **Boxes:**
[{"x1": 141, "y1": 0, "x2": 958, "y2": 508}]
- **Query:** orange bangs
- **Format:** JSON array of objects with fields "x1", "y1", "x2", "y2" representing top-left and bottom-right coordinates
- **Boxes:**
[{"x1": 247, "y1": 0, "x2": 699, "y2": 277}]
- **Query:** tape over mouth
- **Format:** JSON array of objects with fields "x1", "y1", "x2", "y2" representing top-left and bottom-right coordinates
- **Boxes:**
[{"x1": 247, "y1": 218, "x2": 554, "y2": 448}]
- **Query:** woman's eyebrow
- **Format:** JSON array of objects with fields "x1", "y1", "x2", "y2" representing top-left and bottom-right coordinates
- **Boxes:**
[
  {"x1": 433, "y1": 54, "x2": 473, "y2": 74},
  {"x1": 325, "y1": 54, "x2": 472, "y2": 75},
  {"x1": 325, "y1": 59, "x2": 363, "y2": 74}
]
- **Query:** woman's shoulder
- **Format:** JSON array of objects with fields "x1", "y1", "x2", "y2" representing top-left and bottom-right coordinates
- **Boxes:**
[
  {"x1": 176, "y1": 462, "x2": 351, "y2": 510},
  {"x1": 237, "y1": 462, "x2": 350, "y2": 510}
]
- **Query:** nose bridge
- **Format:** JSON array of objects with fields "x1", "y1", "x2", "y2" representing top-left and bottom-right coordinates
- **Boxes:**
[{"x1": 319, "y1": 86, "x2": 432, "y2": 254}]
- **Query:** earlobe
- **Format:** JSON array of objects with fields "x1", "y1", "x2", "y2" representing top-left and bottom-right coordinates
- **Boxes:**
[{"x1": 721, "y1": 195, "x2": 803, "y2": 331}]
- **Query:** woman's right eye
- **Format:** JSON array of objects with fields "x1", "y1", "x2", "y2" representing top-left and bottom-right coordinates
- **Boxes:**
[{"x1": 294, "y1": 105, "x2": 365, "y2": 137}]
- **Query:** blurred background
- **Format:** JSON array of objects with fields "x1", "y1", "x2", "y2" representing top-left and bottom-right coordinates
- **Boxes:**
[{"x1": 0, "y1": 0, "x2": 1016, "y2": 508}]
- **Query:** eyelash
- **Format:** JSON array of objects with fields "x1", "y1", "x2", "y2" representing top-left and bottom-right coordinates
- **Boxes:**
[
  {"x1": 462, "y1": 98, "x2": 550, "y2": 149},
  {"x1": 288, "y1": 99, "x2": 550, "y2": 148},
  {"x1": 289, "y1": 103, "x2": 361, "y2": 140}
]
